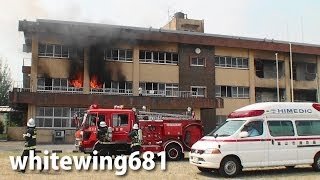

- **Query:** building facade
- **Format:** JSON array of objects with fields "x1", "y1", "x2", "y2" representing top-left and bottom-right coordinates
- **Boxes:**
[{"x1": 11, "y1": 13, "x2": 320, "y2": 143}]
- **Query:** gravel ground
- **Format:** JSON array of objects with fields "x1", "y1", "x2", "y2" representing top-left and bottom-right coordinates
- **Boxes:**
[{"x1": 0, "y1": 141, "x2": 319, "y2": 179}]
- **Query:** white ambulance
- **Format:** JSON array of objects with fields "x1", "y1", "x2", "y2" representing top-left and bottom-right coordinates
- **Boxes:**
[{"x1": 190, "y1": 102, "x2": 320, "y2": 177}]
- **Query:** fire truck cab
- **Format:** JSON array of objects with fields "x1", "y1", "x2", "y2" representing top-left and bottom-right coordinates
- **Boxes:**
[{"x1": 75, "y1": 104, "x2": 203, "y2": 160}]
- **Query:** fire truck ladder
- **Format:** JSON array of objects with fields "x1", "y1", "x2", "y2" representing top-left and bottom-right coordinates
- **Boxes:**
[{"x1": 137, "y1": 111, "x2": 193, "y2": 120}]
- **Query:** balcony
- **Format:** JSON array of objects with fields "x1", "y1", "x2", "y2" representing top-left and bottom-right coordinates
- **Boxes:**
[
  {"x1": 255, "y1": 76, "x2": 286, "y2": 88},
  {"x1": 10, "y1": 88, "x2": 223, "y2": 109}
]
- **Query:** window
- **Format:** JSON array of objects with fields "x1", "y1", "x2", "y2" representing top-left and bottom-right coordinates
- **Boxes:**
[
  {"x1": 104, "y1": 48, "x2": 133, "y2": 62},
  {"x1": 296, "y1": 120, "x2": 320, "y2": 136},
  {"x1": 241, "y1": 121, "x2": 263, "y2": 137},
  {"x1": 216, "y1": 86, "x2": 249, "y2": 98},
  {"x1": 112, "y1": 114, "x2": 129, "y2": 126},
  {"x1": 36, "y1": 107, "x2": 85, "y2": 128},
  {"x1": 191, "y1": 86, "x2": 206, "y2": 97},
  {"x1": 215, "y1": 86, "x2": 221, "y2": 97},
  {"x1": 190, "y1": 57, "x2": 205, "y2": 66},
  {"x1": 37, "y1": 78, "x2": 81, "y2": 92},
  {"x1": 268, "y1": 121, "x2": 295, "y2": 137},
  {"x1": 216, "y1": 115, "x2": 227, "y2": 127},
  {"x1": 231, "y1": 87, "x2": 249, "y2": 98},
  {"x1": 104, "y1": 81, "x2": 133, "y2": 94},
  {"x1": 215, "y1": 56, "x2": 248, "y2": 68},
  {"x1": 139, "y1": 82, "x2": 179, "y2": 97},
  {"x1": 219, "y1": 86, "x2": 232, "y2": 98},
  {"x1": 139, "y1": 50, "x2": 178, "y2": 64},
  {"x1": 38, "y1": 43, "x2": 69, "y2": 58},
  {"x1": 208, "y1": 120, "x2": 246, "y2": 137}
]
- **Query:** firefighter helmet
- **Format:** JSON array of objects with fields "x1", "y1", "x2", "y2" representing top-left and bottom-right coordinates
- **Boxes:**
[
  {"x1": 27, "y1": 118, "x2": 35, "y2": 127},
  {"x1": 99, "y1": 121, "x2": 106, "y2": 128},
  {"x1": 133, "y1": 123, "x2": 139, "y2": 130}
]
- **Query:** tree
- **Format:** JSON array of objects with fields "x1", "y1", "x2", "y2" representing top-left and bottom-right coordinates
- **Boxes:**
[{"x1": 0, "y1": 58, "x2": 12, "y2": 106}]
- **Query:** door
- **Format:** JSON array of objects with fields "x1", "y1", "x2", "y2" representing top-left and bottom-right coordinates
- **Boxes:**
[
  {"x1": 267, "y1": 120, "x2": 297, "y2": 166},
  {"x1": 237, "y1": 120, "x2": 268, "y2": 167},
  {"x1": 111, "y1": 112, "x2": 131, "y2": 143}
]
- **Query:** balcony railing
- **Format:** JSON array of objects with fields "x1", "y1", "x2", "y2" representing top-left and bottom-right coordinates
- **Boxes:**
[
  {"x1": 13, "y1": 87, "x2": 207, "y2": 98},
  {"x1": 37, "y1": 86, "x2": 83, "y2": 93},
  {"x1": 90, "y1": 88, "x2": 133, "y2": 95}
]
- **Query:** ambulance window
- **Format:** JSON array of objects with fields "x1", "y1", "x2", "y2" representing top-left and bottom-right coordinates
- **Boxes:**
[
  {"x1": 242, "y1": 121, "x2": 263, "y2": 137},
  {"x1": 296, "y1": 120, "x2": 320, "y2": 136},
  {"x1": 112, "y1": 114, "x2": 129, "y2": 126},
  {"x1": 268, "y1": 121, "x2": 294, "y2": 137}
]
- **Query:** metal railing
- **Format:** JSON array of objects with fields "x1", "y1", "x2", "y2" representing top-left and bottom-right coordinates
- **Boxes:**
[
  {"x1": 90, "y1": 88, "x2": 133, "y2": 95},
  {"x1": 141, "y1": 90, "x2": 198, "y2": 98},
  {"x1": 13, "y1": 87, "x2": 205, "y2": 98},
  {"x1": 37, "y1": 86, "x2": 83, "y2": 93}
]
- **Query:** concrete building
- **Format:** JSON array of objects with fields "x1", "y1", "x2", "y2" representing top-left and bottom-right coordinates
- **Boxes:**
[{"x1": 11, "y1": 12, "x2": 320, "y2": 143}]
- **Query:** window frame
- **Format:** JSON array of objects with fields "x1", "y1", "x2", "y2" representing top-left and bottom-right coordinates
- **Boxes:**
[
  {"x1": 190, "y1": 56, "x2": 206, "y2": 67},
  {"x1": 191, "y1": 86, "x2": 206, "y2": 97},
  {"x1": 38, "y1": 43, "x2": 69, "y2": 58},
  {"x1": 267, "y1": 120, "x2": 295, "y2": 137},
  {"x1": 295, "y1": 120, "x2": 320, "y2": 136},
  {"x1": 104, "y1": 48, "x2": 133, "y2": 62},
  {"x1": 215, "y1": 55, "x2": 249, "y2": 69}
]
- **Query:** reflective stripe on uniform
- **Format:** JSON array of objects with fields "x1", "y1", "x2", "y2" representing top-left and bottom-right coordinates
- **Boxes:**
[
  {"x1": 24, "y1": 146, "x2": 36, "y2": 150},
  {"x1": 131, "y1": 143, "x2": 141, "y2": 147}
]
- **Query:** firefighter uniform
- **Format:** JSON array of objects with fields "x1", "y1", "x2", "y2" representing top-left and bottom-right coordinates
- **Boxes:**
[
  {"x1": 20, "y1": 118, "x2": 43, "y2": 173},
  {"x1": 128, "y1": 124, "x2": 142, "y2": 153},
  {"x1": 93, "y1": 121, "x2": 110, "y2": 156}
]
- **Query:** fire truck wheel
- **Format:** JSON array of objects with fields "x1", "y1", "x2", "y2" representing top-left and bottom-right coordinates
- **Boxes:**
[
  {"x1": 219, "y1": 156, "x2": 241, "y2": 177},
  {"x1": 197, "y1": 167, "x2": 214, "y2": 173},
  {"x1": 313, "y1": 154, "x2": 320, "y2": 171},
  {"x1": 166, "y1": 144, "x2": 182, "y2": 161}
]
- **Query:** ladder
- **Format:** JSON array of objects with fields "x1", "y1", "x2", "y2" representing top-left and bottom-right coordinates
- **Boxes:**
[{"x1": 137, "y1": 111, "x2": 194, "y2": 120}]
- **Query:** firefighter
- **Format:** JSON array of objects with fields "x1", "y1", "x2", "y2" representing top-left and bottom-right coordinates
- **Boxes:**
[
  {"x1": 20, "y1": 118, "x2": 43, "y2": 173},
  {"x1": 128, "y1": 123, "x2": 142, "y2": 154},
  {"x1": 93, "y1": 121, "x2": 110, "y2": 156}
]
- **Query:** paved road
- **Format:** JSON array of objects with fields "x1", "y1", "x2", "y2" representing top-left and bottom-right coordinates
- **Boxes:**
[
  {"x1": 1, "y1": 141, "x2": 319, "y2": 179},
  {"x1": 0, "y1": 141, "x2": 75, "y2": 153}
]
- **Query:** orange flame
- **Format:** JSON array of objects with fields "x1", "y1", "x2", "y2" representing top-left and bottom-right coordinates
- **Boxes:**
[
  {"x1": 90, "y1": 75, "x2": 102, "y2": 89},
  {"x1": 69, "y1": 72, "x2": 83, "y2": 88}
]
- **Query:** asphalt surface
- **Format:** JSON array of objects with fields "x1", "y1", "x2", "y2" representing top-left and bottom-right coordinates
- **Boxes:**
[
  {"x1": 0, "y1": 141, "x2": 319, "y2": 179},
  {"x1": 0, "y1": 141, "x2": 75, "y2": 153}
]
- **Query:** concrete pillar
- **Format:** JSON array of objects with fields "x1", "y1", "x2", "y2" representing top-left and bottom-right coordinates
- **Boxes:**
[
  {"x1": 83, "y1": 47, "x2": 90, "y2": 94},
  {"x1": 27, "y1": 104, "x2": 36, "y2": 120},
  {"x1": 132, "y1": 46, "x2": 140, "y2": 96},
  {"x1": 284, "y1": 55, "x2": 291, "y2": 101},
  {"x1": 248, "y1": 50, "x2": 255, "y2": 104},
  {"x1": 30, "y1": 35, "x2": 39, "y2": 92}
]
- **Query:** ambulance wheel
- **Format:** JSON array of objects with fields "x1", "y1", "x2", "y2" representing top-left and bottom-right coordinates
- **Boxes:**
[
  {"x1": 198, "y1": 167, "x2": 214, "y2": 173},
  {"x1": 166, "y1": 144, "x2": 182, "y2": 161},
  {"x1": 312, "y1": 154, "x2": 320, "y2": 171},
  {"x1": 219, "y1": 156, "x2": 241, "y2": 177}
]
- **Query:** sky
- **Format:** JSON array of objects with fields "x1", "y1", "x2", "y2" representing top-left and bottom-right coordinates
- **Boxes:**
[{"x1": 0, "y1": 0, "x2": 320, "y2": 83}]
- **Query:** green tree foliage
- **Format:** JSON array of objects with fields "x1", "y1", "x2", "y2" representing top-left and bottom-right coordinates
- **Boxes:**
[{"x1": 0, "y1": 58, "x2": 12, "y2": 106}]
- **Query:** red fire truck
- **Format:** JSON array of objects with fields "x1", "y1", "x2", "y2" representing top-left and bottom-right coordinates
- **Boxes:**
[{"x1": 74, "y1": 104, "x2": 203, "y2": 160}]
